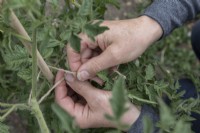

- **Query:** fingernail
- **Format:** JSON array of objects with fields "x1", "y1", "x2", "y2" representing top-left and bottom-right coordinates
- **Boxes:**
[
  {"x1": 77, "y1": 71, "x2": 90, "y2": 81},
  {"x1": 65, "y1": 74, "x2": 75, "y2": 82}
]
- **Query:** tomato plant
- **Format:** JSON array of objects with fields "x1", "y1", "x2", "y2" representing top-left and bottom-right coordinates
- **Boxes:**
[{"x1": 0, "y1": 0, "x2": 199, "y2": 133}]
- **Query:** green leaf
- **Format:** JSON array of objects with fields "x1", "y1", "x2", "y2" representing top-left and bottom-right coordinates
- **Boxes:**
[
  {"x1": 49, "y1": 0, "x2": 58, "y2": 6},
  {"x1": 17, "y1": 68, "x2": 32, "y2": 82},
  {"x1": 145, "y1": 64, "x2": 155, "y2": 81},
  {"x1": 69, "y1": 33, "x2": 81, "y2": 52},
  {"x1": 0, "y1": 122, "x2": 9, "y2": 133},
  {"x1": 106, "y1": 76, "x2": 129, "y2": 129},
  {"x1": 158, "y1": 99, "x2": 176, "y2": 129},
  {"x1": 47, "y1": 39, "x2": 63, "y2": 48},
  {"x1": 40, "y1": 48, "x2": 54, "y2": 59},
  {"x1": 143, "y1": 116, "x2": 154, "y2": 133},
  {"x1": 84, "y1": 21, "x2": 109, "y2": 41},
  {"x1": 2, "y1": 45, "x2": 31, "y2": 70},
  {"x1": 52, "y1": 103, "x2": 80, "y2": 133},
  {"x1": 78, "y1": 0, "x2": 93, "y2": 16},
  {"x1": 110, "y1": 77, "x2": 128, "y2": 120},
  {"x1": 60, "y1": 30, "x2": 72, "y2": 41},
  {"x1": 97, "y1": 70, "x2": 109, "y2": 82},
  {"x1": 173, "y1": 120, "x2": 192, "y2": 133}
]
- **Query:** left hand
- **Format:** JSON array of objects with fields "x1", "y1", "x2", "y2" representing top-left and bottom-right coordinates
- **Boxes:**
[{"x1": 55, "y1": 71, "x2": 141, "y2": 130}]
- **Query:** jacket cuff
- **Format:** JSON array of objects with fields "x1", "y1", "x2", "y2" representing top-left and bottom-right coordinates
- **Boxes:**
[
  {"x1": 143, "y1": 0, "x2": 198, "y2": 38},
  {"x1": 127, "y1": 105, "x2": 159, "y2": 133}
]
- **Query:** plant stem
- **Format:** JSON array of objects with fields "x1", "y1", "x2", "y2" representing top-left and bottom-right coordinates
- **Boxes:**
[
  {"x1": 39, "y1": 78, "x2": 64, "y2": 104},
  {"x1": 0, "y1": 106, "x2": 15, "y2": 122},
  {"x1": 0, "y1": 104, "x2": 29, "y2": 122},
  {"x1": 114, "y1": 70, "x2": 126, "y2": 79},
  {"x1": 48, "y1": 65, "x2": 76, "y2": 75},
  {"x1": 128, "y1": 94, "x2": 157, "y2": 105},
  {"x1": 31, "y1": 99, "x2": 50, "y2": 133},
  {"x1": 28, "y1": 89, "x2": 32, "y2": 105},
  {"x1": 0, "y1": 102, "x2": 14, "y2": 107},
  {"x1": 32, "y1": 30, "x2": 38, "y2": 98}
]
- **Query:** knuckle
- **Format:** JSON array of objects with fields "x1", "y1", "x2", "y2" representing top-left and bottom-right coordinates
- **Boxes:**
[
  {"x1": 90, "y1": 60, "x2": 103, "y2": 74},
  {"x1": 91, "y1": 91, "x2": 109, "y2": 107},
  {"x1": 73, "y1": 82, "x2": 83, "y2": 90},
  {"x1": 107, "y1": 46, "x2": 122, "y2": 63}
]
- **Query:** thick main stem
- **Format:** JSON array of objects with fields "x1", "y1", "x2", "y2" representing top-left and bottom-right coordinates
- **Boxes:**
[
  {"x1": 31, "y1": 99, "x2": 50, "y2": 133},
  {"x1": 32, "y1": 30, "x2": 38, "y2": 98}
]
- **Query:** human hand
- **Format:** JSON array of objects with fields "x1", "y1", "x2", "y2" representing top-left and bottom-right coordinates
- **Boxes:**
[
  {"x1": 55, "y1": 71, "x2": 140, "y2": 130},
  {"x1": 67, "y1": 16, "x2": 163, "y2": 81}
]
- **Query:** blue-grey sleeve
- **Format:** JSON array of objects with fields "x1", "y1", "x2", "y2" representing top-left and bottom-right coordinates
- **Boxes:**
[
  {"x1": 143, "y1": 0, "x2": 200, "y2": 37},
  {"x1": 128, "y1": 105, "x2": 159, "y2": 133}
]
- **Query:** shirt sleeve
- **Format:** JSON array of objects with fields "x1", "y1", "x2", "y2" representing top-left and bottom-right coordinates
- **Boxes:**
[
  {"x1": 143, "y1": 0, "x2": 200, "y2": 37},
  {"x1": 128, "y1": 105, "x2": 159, "y2": 133}
]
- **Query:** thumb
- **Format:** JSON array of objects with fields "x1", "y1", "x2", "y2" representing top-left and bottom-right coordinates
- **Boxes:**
[
  {"x1": 77, "y1": 45, "x2": 121, "y2": 81},
  {"x1": 65, "y1": 73, "x2": 99, "y2": 101}
]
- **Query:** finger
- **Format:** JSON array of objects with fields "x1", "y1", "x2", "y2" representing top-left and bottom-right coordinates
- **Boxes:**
[
  {"x1": 64, "y1": 73, "x2": 99, "y2": 101},
  {"x1": 55, "y1": 71, "x2": 76, "y2": 115},
  {"x1": 111, "y1": 66, "x2": 118, "y2": 71},
  {"x1": 81, "y1": 48, "x2": 93, "y2": 63},
  {"x1": 91, "y1": 76, "x2": 104, "y2": 86},
  {"x1": 77, "y1": 44, "x2": 122, "y2": 81},
  {"x1": 55, "y1": 71, "x2": 67, "y2": 100},
  {"x1": 66, "y1": 44, "x2": 81, "y2": 72}
]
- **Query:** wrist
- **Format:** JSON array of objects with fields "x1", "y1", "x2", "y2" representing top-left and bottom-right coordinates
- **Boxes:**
[
  {"x1": 137, "y1": 15, "x2": 163, "y2": 46},
  {"x1": 120, "y1": 104, "x2": 141, "y2": 131}
]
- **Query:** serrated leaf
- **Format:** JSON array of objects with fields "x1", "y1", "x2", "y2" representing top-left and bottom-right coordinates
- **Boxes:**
[
  {"x1": 97, "y1": 70, "x2": 109, "y2": 82},
  {"x1": 0, "y1": 122, "x2": 9, "y2": 133},
  {"x1": 60, "y1": 30, "x2": 72, "y2": 41},
  {"x1": 108, "y1": 77, "x2": 128, "y2": 121},
  {"x1": 69, "y1": 33, "x2": 81, "y2": 52},
  {"x1": 51, "y1": 103, "x2": 80, "y2": 133},
  {"x1": 145, "y1": 64, "x2": 155, "y2": 81},
  {"x1": 78, "y1": 0, "x2": 93, "y2": 16},
  {"x1": 84, "y1": 21, "x2": 109, "y2": 41},
  {"x1": 2, "y1": 45, "x2": 31, "y2": 70},
  {"x1": 47, "y1": 39, "x2": 63, "y2": 48},
  {"x1": 40, "y1": 48, "x2": 54, "y2": 59},
  {"x1": 17, "y1": 68, "x2": 32, "y2": 82},
  {"x1": 158, "y1": 99, "x2": 175, "y2": 128}
]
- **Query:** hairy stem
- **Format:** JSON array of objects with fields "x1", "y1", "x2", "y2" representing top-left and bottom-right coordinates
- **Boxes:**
[
  {"x1": 114, "y1": 70, "x2": 126, "y2": 79},
  {"x1": 0, "y1": 104, "x2": 29, "y2": 122},
  {"x1": 39, "y1": 78, "x2": 64, "y2": 104},
  {"x1": 0, "y1": 102, "x2": 14, "y2": 107},
  {"x1": 32, "y1": 30, "x2": 38, "y2": 98},
  {"x1": 128, "y1": 94, "x2": 157, "y2": 105},
  {"x1": 31, "y1": 99, "x2": 50, "y2": 133},
  {"x1": 48, "y1": 65, "x2": 76, "y2": 75}
]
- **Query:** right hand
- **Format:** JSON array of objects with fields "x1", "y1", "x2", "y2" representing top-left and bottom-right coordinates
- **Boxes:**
[
  {"x1": 67, "y1": 16, "x2": 163, "y2": 81},
  {"x1": 55, "y1": 71, "x2": 141, "y2": 130}
]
